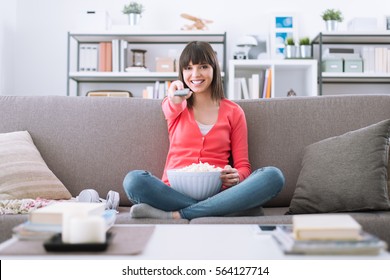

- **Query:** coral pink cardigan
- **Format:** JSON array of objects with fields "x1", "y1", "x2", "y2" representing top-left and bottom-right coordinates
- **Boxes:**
[{"x1": 161, "y1": 97, "x2": 251, "y2": 189}]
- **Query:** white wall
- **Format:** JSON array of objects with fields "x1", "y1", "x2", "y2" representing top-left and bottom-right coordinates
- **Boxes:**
[
  {"x1": 2, "y1": 0, "x2": 389, "y2": 96},
  {"x1": 0, "y1": 1, "x2": 16, "y2": 95}
]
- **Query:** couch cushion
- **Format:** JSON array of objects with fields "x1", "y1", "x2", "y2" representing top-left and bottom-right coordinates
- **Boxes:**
[
  {"x1": 288, "y1": 119, "x2": 390, "y2": 214},
  {"x1": 0, "y1": 131, "x2": 71, "y2": 200}
]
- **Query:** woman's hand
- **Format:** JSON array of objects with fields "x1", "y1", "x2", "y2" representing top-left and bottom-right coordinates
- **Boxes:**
[
  {"x1": 167, "y1": 80, "x2": 192, "y2": 104},
  {"x1": 220, "y1": 165, "x2": 240, "y2": 187}
]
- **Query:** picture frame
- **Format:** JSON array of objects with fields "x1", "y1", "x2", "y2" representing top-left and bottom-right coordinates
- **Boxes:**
[{"x1": 270, "y1": 13, "x2": 298, "y2": 59}]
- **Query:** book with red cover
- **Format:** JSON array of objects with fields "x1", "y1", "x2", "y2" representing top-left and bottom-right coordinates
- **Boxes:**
[
  {"x1": 98, "y1": 42, "x2": 107, "y2": 72},
  {"x1": 105, "y1": 42, "x2": 112, "y2": 72}
]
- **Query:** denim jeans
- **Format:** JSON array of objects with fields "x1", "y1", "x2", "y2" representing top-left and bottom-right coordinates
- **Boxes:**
[{"x1": 123, "y1": 166, "x2": 285, "y2": 220}]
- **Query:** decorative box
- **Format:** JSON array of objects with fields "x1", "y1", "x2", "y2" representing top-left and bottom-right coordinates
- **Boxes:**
[
  {"x1": 156, "y1": 57, "x2": 175, "y2": 72},
  {"x1": 344, "y1": 58, "x2": 363, "y2": 73},
  {"x1": 322, "y1": 58, "x2": 343, "y2": 73}
]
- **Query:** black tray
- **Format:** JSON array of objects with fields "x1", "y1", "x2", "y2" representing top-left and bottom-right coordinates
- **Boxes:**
[{"x1": 43, "y1": 232, "x2": 113, "y2": 252}]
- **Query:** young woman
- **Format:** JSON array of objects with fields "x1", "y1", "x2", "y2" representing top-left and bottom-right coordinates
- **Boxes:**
[{"x1": 123, "y1": 41, "x2": 285, "y2": 219}]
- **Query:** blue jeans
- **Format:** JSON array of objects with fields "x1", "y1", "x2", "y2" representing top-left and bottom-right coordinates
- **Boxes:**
[{"x1": 123, "y1": 166, "x2": 285, "y2": 220}]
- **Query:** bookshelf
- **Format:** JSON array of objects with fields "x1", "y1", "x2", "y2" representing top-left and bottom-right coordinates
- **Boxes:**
[
  {"x1": 67, "y1": 31, "x2": 227, "y2": 96},
  {"x1": 312, "y1": 32, "x2": 390, "y2": 95},
  {"x1": 228, "y1": 59, "x2": 318, "y2": 99}
]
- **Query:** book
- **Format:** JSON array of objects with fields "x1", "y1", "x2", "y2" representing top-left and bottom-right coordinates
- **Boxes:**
[
  {"x1": 250, "y1": 74, "x2": 260, "y2": 99},
  {"x1": 98, "y1": 42, "x2": 107, "y2": 72},
  {"x1": 265, "y1": 68, "x2": 272, "y2": 98},
  {"x1": 233, "y1": 78, "x2": 242, "y2": 100},
  {"x1": 272, "y1": 225, "x2": 387, "y2": 255},
  {"x1": 262, "y1": 68, "x2": 271, "y2": 98},
  {"x1": 79, "y1": 43, "x2": 98, "y2": 72},
  {"x1": 12, "y1": 222, "x2": 59, "y2": 240},
  {"x1": 293, "y1": 214, "x2": 362, "y2": 241},
  {"x1": 105, "y1": 42, "x2": 113, "y2": 72},
  {"x1": 28, "y1": 202, "x2": 105, "y2": 226},
  {"x1": 112, "y1": 39, "x2": 119, "y2": 72},
  {"x1": 119, "y1": 39, "x2": 128, "y2": 72},
  {"x1": 240, "y1": 78, "x2": 250, "y2": 99},
  {"x1": 14, "y1": 209, "x2": 116, "y2": 240}
]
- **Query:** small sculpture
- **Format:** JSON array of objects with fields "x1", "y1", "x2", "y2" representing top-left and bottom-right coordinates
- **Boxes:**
[
  {"x1": 287, "y1": 89, "x2": 297, "y2": 97},
  {"x1": 180, "y1": 13, "x2": 213, "y2": 30}
]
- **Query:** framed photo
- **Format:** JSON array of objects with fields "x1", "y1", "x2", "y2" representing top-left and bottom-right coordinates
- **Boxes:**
[
  {"x1": 270, "y1": 14, "x2": 298, "y2": 59},
  {"x1": 247, "y1": 34, "x2": 270, "y2": 59}
]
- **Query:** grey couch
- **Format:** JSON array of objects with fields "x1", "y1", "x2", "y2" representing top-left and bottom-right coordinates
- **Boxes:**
[{"x1": 1, "y1": 94, "x2": 389, "y2": 246}]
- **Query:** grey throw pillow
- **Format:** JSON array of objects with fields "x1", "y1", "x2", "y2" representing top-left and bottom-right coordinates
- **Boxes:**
[{"x1": 288, "y1": 119, "x2": 390, "y2": 214}]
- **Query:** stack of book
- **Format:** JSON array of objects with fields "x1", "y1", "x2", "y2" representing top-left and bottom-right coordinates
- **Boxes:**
[
  {"x1": 272, "y1": 214, "x2": 387, "y2": 255},
  {"x1": 233, "y1": 68, "x2": 272, "y2": 100},
  {"x1": 12, "y1": 202, "x2": 116, "y2": 240}
]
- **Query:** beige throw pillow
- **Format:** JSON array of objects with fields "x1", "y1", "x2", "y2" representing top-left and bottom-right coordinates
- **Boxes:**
[{"x1": 0, "y1": 131, "x2": 71, "y2": 200}]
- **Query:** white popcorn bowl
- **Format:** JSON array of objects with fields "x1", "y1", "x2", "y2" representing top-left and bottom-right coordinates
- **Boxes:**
[{"x1": 167, "y1": 170, "x2": 222, "y2": 200}]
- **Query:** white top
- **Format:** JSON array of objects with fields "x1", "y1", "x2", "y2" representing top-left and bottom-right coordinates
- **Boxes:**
[{"x1": 196, "y1": 121, "x2": 214, "y2": 136}]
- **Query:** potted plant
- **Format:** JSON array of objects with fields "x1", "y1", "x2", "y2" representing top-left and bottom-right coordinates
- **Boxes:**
[
  {"x1": 321, "y1": 9, "x2": 343, "y2": 31},
  {"x1": 299, "y1": 37, "x2": 310, "y2": 46},
  {"x1": 285, "y1": 37, "x2": 297, "y2": 59},
  {"x1": 122, "y1": 2, "x2": 145, "y2": 25},
  {"x1": 299, "y1": 37, "x2": 312, "y2": 58}
]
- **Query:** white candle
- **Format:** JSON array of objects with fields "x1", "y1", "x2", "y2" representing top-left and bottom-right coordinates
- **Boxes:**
[
  {"x1": 62, "y1": 210, "x2": 85, "y2": 243},
  {"x1": 68, "y1": 216, "x2": 106, "y2": 244}
]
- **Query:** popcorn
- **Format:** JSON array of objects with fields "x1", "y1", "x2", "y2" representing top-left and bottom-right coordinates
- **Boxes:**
[{"x1": 177, "y1": 162, "x2": 222, "y2": 172}]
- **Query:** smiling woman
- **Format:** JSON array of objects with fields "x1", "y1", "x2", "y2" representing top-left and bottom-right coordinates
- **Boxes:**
[
  {"x1": 122, "y1": 41, "x2": 285, "y2": 221},
  {"x1": 178, "y1": 41, "x2": 224, "y2": 108}
]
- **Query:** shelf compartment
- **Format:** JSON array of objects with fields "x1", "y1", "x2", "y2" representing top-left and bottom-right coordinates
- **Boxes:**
[
  {"x1": 312, "y1": 32, "x2": 390, "y2": 44},
  {"x1": 67, "y1": 31, "x2": 227, "y2": 96},
  {"x1": 322, "y1": 72, "x2": 390, "y2": 83},
  {"x1": 228, "y1": 59, "x2": 317, "y2": 99},
  {"x1": 70, "y1": 31, "x2": 227, "y2": 44}
]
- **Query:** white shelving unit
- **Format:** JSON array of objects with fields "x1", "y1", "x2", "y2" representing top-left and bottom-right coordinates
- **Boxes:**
[
  {"x1": 312, "y1": 32, "x2": 390, "y2": 95},
  {"x1": 228, "y1": 59, "x2": 318, "y2": 99},
  {"x1": 67, "y1": 31, "x2": 227, "y2": 96}
]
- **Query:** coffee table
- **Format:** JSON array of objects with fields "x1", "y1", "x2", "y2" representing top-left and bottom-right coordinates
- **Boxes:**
[{"x1": 1, "y1": 224, "x2": 389, "y2": 260}]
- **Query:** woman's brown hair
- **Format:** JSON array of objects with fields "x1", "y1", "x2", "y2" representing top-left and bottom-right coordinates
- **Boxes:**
[{"x1": 178, "y1": 41, "x2": 224, "y2": 108}]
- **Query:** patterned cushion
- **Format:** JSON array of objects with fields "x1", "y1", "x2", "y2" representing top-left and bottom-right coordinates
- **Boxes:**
[{"x1": 0, "y1": 131, "x2": 71, "y2": 200}]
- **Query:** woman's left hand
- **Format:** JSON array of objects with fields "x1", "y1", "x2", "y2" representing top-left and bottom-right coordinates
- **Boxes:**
[{"x1": 220, "y1": 165, "x2": 240, "y2": 187}]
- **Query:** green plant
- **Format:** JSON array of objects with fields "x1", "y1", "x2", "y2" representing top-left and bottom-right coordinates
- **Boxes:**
[
  {"x1": 285, "y1": 37, "x2": 295, "y2": 46},
  {"x1": 122, "y1": 2, "x2": 144, "y2": 14},
  {"x1": 299, "y1": 37, "x2": 310, "y2": 45},
  {"x1": 321, "y1": 9, "x2": 343, "y2": 22}
]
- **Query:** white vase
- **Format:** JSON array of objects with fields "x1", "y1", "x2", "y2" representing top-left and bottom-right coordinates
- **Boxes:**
[
  {"x1": 300, "y1": 45, "x2": 312, "y2": 58},
  {"x1": 285, "y1": 45, "x2": 297, "y2": 59},
  {"x1": 128, "y1": 13, "x2": 141, "y2": 26},
  {"x1": 325, "y1": 20, "x2": 338, "y2": 31}
]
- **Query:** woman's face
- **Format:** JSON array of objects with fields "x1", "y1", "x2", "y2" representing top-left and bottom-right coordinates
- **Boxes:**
[{"x1": 182, "y1": 61, "x2": 213, "y2": 94}]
